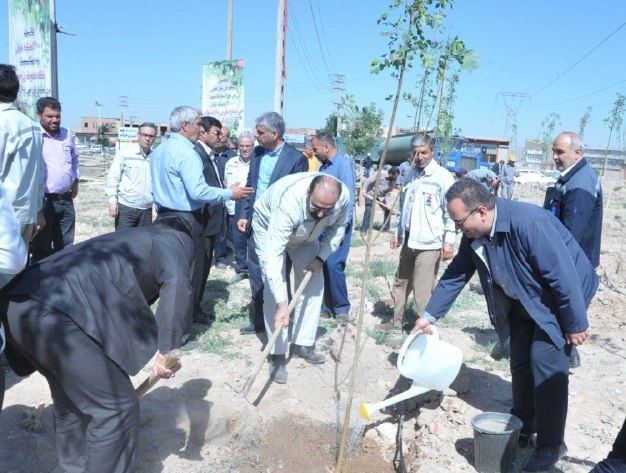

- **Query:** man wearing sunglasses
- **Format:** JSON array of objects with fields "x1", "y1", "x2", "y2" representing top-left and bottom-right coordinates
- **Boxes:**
[
  {"x1": 252, "y1": 173, "x2": 349, "y2": 384},
  {"x1": 413, "y1": 179, "x2": 598, "y2": 472},
  {"x1": 106, "y1": 122, "x2": 157, "y2": 230}
]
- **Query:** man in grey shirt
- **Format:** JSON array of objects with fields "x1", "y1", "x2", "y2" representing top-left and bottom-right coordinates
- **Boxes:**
[{"x1": 105, "y1": 123, "x2": 157, "y2": 229}]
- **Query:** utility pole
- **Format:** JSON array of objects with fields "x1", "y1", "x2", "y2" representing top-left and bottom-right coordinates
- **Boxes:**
[
  {"x1": 50, "y1": 0, "x2": 58, "y2": 98},
  {"x1": 274, "y1": 0, "x2": 287, "y2": 115},
  {"x1": 332, "y1": 74, "x2": 345, "y2": 138},
  {"x1": 226, "y1": 0, "x2": 233, "y2": 60},
  {"x1": 119, "y1": 96, "x2": 128, "y2": 127},
  {"x1": 95, "y1": 100, "x2": 103, "y2": 155},
  {"x1": 497, "y1": 91, "x2": 528, "y2": 159}
]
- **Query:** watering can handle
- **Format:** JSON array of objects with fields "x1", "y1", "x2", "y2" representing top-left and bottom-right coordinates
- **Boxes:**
[{"x1": 396, "y1": 326, "x2": 439, "y2": 372}]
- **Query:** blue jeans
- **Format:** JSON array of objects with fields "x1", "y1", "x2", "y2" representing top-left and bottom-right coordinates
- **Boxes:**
[
  {"x1": 322, "y1": 221, "x2": 352, "y2": 315},
  {"x1": 361, "y1": 199, "x2": 390, "y2": 232},
  {"x1": 31, "y1": 196, "x2": 76, "y2": 262}
]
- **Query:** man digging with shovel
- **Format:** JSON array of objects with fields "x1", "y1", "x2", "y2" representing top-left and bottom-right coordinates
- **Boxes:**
[
  {"x1": 253, "y1": 173, "x2": 350, "y2": 384},
  {"x1": 0, "y1": 216, "x2": 193, "y2": 473}
]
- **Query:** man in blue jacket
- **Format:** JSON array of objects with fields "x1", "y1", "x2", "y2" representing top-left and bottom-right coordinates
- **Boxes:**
[
  {"x1": 413, "y1": 179, "x2": 598, "y2": 472},
  {"x1": 544, "y1": 132, "x2": 602, "y2": 370},
  {"x1": 235, "y1": 112, "x2": 308, "y2": 335}
]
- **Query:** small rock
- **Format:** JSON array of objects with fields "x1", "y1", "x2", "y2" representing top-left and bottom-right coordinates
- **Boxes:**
[{"x1": 375, "y1": 422, "x2": 398, "y2": 445}]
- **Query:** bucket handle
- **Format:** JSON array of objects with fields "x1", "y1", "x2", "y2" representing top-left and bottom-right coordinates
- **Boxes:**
[{"x1": 396, "y1": 325, "x2": 439, "y2": 372}]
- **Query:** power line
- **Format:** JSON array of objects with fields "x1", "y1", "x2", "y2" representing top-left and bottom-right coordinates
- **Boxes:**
[
  {"x1": 542, "y1": 78, "x2": 626, "y2": 107},
  {"x1": 314, "y1": 0, "x2": 336, "y2": 73},
  {"x1": 307, "y1": 0, "x2": 332, "y2": 77},
  {"x1": 532, "y1": 20, "x2": 626, "y2": 97}
]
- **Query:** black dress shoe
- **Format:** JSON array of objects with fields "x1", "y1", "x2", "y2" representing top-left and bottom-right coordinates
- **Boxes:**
[
  {"x1": 292, "y1": 344, "x2": 325, "y2": 364},
  {"x1": 524, "y1": 444, "x2": 567, "y2": 472},
  {"x1": 239, "y1": 323, "x2": 265, "y2": 335}
]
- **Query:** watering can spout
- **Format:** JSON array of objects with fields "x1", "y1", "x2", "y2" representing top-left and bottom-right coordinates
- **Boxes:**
[
  {"x1": 360, "y1": 327, "x2": 463, "y2": 420},
  {"x1": 359, "y1": 384, "x2": 429, "y2": 420}
]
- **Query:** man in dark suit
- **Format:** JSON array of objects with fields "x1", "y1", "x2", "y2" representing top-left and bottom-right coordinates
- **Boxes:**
[
  {"x1": 0, "y1": 216, "x2": 193, "y2": 473},
  {"x1": 191, "y1": 116, "x2": 228, "y2": 326},
  {"x1": 235, "y1": 112, "x2": 308, "y2": 334},
  {"x1": 413, "y1": 179, "x2": 598, "y2": 472}
]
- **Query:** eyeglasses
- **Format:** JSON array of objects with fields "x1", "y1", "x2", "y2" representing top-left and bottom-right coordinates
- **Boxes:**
[
  {"x1": 139, "y1": 133, "x2": 156, "y2": 139},
  {"x1": 208, "y1": 130, "x2": 222, "y2": 137},
  {"x1": 309, "y1": 203, "x2": 335, "y2": 216},
  {"x1": 452, "y1": 207, "x2": 479, "y2": 226}
]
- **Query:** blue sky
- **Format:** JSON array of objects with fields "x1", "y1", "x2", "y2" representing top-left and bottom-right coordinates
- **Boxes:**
[{"x1": 2, "y1": 0, "x2": 626, "y2": 149}]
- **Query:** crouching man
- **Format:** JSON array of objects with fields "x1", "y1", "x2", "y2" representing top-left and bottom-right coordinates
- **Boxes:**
[
  {"x1": 0, "y1": 216, "x2": 194, "y2": 473},
  {"x1": 253, "y1": 173, "x2": 349, "y2": 384}
]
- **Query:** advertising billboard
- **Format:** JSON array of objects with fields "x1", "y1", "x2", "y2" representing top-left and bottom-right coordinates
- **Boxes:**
[{"x1": 201, "y1": 59, "x2": 245, "y2": 135}]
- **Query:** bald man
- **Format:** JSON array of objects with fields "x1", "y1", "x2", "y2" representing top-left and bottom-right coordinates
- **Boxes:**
[{"x1": 252, "y1": 173, "x2": 350, "y2": 383}]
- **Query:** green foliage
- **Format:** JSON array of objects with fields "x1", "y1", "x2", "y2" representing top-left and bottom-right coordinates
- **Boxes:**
[
  {"x1": 579, "y1": 107, "x2": 592, "y2": 138},
  {"x1": 321, "y1": 114, "x2": 338, "y2": 137},
  {"x1": 539, "y1": 112, "x2": 561, "y2": 161},
  {"x1": 341, "y1": 99, "x2": 384, "y2": 157},
  {"x1": 602, "y1": 93, "x2": 626, "y2": 176},
  {"x1": 96, "y1": 124, "x2": 111, "y2": 148}
]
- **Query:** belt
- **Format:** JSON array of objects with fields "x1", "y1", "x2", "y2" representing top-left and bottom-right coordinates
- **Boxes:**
[
  {"x1": 158, "y1": 206, "x2": 202, "y2": 216},
  {"x1": 45, "y1": 191, "x2": 72, "y2": 201}
]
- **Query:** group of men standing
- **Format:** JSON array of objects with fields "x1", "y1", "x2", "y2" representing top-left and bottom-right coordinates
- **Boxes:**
[{"x1": 0, "y1": 55, "x2": 622, "y2": 472}]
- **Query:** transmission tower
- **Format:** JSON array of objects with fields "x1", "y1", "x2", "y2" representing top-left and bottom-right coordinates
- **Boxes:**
[
  {"x1": 498, "y1": 91, "x2": 528, "y2": 158},
  {"x1": 119, "y1": 96, "x2": 128, "y2": 127},
  {"x1": 332, "y1": 74, "x2": 345, "y2": 137}
]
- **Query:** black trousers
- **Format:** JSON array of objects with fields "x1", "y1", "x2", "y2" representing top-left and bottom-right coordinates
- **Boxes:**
[
  {"x1": 509, "y1": 300, "x2": 571, "y2": 447},
  {"x1": 190, "y1": 233, "x2": 218, "y2": 329},
  {"x1": 608, "y1": 416, "x2": 626, "y2": 461},
  {"x1": 3, "y1": 298, "x2": 139, "y2": 473},
  {"x1": 31, "y1": 196, "x2": 75, "y2": 262},
  {"x1": 115, "y1": 204, "x2": 152, "y2": 230}
]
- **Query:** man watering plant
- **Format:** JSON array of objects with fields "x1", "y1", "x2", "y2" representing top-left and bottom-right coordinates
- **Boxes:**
[{"x1": 412, "y1": 179, "x2": 598, "y2": 472}]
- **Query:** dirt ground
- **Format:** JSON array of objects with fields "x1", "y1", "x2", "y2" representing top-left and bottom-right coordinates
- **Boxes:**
[{"x1": 1, "y1": 170, "x2": 625, "y2": 473}]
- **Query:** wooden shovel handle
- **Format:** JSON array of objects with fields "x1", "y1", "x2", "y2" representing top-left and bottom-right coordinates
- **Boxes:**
[
  {"x1": 135, "y1": 349, "x2": 182, "y2": 397},
  {"x1": 238, "y1": 271, "x2": 313, "y2": 397}
]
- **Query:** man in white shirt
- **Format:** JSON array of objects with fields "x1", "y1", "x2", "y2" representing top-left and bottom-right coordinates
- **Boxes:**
[
  {"x1": 0, "y1": 64, "x2": 45, "y2": 246},
  {"x1": 225, "y1": 131, "x2": 254, "y2": 282},
  {"x1": 105, "y1": 123, "x2": 156, "y2": 229},
  {"x1": 253, "y1": 173, "x2": 349, "y2": 384},
  {"x1": 380, "y1": 133, "x2": 456, "y2": 331}
]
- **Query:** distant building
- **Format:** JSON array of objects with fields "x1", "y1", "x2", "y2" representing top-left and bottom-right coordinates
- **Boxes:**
[
  {"x1": 523, "y1": 137, "x2": 626, "y2": 178},
  {"x1": 74, "y1": 117, "x2": 169, "y2": 145}
]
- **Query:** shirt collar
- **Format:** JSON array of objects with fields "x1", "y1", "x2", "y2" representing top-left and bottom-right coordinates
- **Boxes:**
[{"x1": 264, "y1": 144, "x2": 284, "y2": 158}]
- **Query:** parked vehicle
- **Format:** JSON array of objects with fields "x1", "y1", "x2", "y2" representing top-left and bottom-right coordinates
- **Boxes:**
[{"x1": 515, "y1": 169, "x2": 557, "y2": 186}]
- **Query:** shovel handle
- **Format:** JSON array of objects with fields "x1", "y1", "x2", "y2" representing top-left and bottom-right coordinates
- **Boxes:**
[
  {"x1": 238, "y1": 271, "x2": 314, "y2": 397},
  {"x1": 135, "y1": 349, "x2": 182, "y2": 397}
]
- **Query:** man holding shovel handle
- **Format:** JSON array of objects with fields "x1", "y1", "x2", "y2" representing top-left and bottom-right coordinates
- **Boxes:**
[
  {"x1": 0, "y1": 216, "x2": 194, "y2": 473},
  {"x1": 253, "y1": 173, "x2": 350, "y2": 384}
]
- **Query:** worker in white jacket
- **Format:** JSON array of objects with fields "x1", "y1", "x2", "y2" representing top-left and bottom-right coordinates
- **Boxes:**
[{"x1": 252, "y1": 172, "x2": 349, "y2": 384}]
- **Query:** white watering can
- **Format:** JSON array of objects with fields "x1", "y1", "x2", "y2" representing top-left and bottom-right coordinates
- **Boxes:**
[{"x1": 360, "y1": 326, "x2": 463, "y2": 419}]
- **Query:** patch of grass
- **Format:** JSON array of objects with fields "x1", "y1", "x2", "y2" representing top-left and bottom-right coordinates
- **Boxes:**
[
  {"x1": 368, "y1": 259, "x2": 397, "y2": 278},
  {"x1": 366, "y1": 327, "x2": 404, "y2": 349},
  {"x1": 350, "y1": 234, "x2": 366, "y2": 248},
  {"x1": 194, "y1": 329, "x2": 241, "y2": 359},
  {"x1": 467, "y1": 341, "x2": 511, "y2": 373}
]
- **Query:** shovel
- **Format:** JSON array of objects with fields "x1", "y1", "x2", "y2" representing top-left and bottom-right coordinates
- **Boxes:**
[
  {"x1": 135, "y1": 349, "x2": 182, "y2": 397},
  {"x1": 233, "y1": 270, "x2": 313, "y2": 398}
]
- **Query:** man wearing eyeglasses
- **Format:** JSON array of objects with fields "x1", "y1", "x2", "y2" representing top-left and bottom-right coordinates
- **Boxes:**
[
  {"x1": 413, "y1": 179, "x2": 598, "y2": 472},
  {"x1": 379, "y1": 133, "x2": 456, "y2": 332},
  {"x1": 225, "y1": 131, "x2": 255, "y2": 282},
  {"x1": 106, "y1": 123, "x2": 157, "y2": 230},
  {"x1": 253, "y1": 173, "x2": 349, "y2": 383}
]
